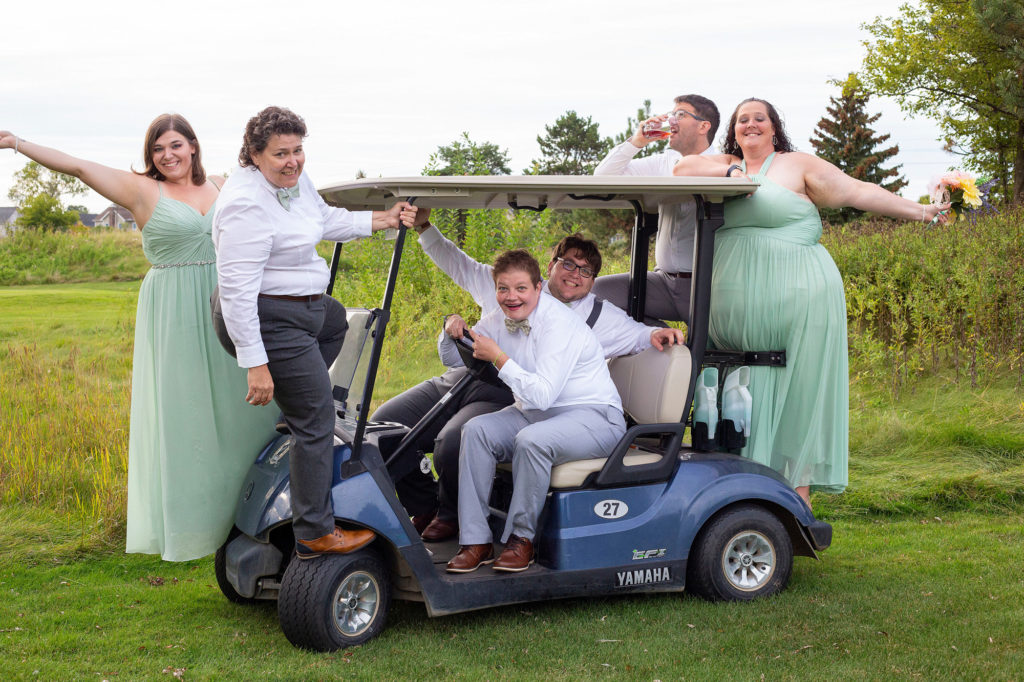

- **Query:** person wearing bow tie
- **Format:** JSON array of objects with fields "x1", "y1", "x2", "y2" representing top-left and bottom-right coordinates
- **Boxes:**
[
  {"x1": 439, "y1": 250, "x2": 626, "y2": 573},
  {"x1": 211, "y1": 106, "x2": 422, "y2": 559}
]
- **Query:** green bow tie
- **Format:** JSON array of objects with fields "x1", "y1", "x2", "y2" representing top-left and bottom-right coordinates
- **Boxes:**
[
  {"x1": 276, "y1": 185, "x2": 300, "y2": 211},
  {"x1": 504, "y1": 318, "x2": 531, "y2": 335}
]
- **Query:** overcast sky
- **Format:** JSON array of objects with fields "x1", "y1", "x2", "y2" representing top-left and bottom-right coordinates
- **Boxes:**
[{"x1": 2, "y1": 0, "x2": 953, "y2": 214}]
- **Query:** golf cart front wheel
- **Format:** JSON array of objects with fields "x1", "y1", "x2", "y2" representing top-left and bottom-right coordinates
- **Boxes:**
[
  {"x1": 278, "y1": 549, "x2": 391, "y2": 651},
  {"x1": 687, "y1": 504, "x2": 793, "y2": 601}
]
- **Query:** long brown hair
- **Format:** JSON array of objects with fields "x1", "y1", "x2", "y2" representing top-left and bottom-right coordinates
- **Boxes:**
[
  {"x1": 722, "y1": 98, "x2": 795, "y2": 158},
  {"x1": 136, "y1": 113, "x2": 206, "y2": 185}
]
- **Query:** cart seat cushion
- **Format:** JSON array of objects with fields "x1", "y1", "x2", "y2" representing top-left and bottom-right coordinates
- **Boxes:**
[
  {"x1": 496, "y1": 450, "x2": 664, "y2": 489},
  {"x1": 607, "y1": 344, "x2": 691, "y2": 424}
]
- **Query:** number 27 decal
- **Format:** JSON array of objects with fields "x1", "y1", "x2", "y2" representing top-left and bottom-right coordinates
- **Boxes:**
[{"x1": 594, "y1": 499, "x2": 629, "y2": 519}]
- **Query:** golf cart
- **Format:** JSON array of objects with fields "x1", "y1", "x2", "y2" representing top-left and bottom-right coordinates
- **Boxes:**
[{"x1": 215, "y1": 175, "x2": 832, "y2": 651}]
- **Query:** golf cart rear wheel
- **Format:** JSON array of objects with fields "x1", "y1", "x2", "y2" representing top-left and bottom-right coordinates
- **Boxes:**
[
  {"x1": 215, "y1": 527, "x2": 260, "y2": 606},
  {"x1": 278, "y1": 550, "x2": 391, "y2": 651},
  {"x1": 687, "y1": 504, "x2": 792, "y2": 601}
]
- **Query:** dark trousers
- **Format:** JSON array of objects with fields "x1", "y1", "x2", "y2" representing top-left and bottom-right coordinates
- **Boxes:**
[
  {"x1": 212, "y1": 292, "x2": 348, "y2": 541},
  {"x1": 371, "y1": 367, "x2": 513, "y2": 522}
]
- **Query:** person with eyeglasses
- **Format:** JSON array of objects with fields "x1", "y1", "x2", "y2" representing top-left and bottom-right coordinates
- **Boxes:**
[
  {"x1": 593, "y1": 94, "x2": 721, "y2": 325},
  {"x1": 439, "y1": 249, "x2": 626, "y2": 573},
  {"x1": 372, "y1": 224, "x2": 683, "y2": 543}
]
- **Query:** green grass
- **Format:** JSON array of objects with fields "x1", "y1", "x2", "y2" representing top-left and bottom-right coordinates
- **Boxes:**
[
  {"x1": 1, "y1": 512, "x2": 1021, "y2": 679},
  {"x1": 2, "y1": 262, "x2": 1024, "y2": 677}
]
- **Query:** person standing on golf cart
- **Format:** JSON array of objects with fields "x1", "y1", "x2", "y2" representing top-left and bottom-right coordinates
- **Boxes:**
[
  {"x1": 593, "y1": 94, "x2": 720, "y2": 324},
  {"x1": 441, "y1": 250, "x2": 627, "y2": 573},
  {"x1": 373, "y1": 225, "x2": 683, "y2": 544},
  {"x1": 211, "y1": 106, "x2": 421, "y2": 558},
  {"x1": 672, "y1": 97, "x2": 950, "y2": 506}
]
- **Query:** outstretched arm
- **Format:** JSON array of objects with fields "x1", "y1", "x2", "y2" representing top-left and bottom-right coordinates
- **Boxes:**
[
  {"x1": 802, "y1": 153, "x2": 949, "y2": 223},
  {"x1": 0, "y1": 131, "x2": 151, "y2": 218}
]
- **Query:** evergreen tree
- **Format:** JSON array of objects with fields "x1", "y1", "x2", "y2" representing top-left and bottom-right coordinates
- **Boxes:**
[
  {"x1": 612, "y1": 99, "x2": 667, "y2": 159},
  {"x1": 810, "y1": 74, "x2": 908, "y2": 224},
  {"x1": 423, "y1": 133, "x2": 511, "y2": 246},
  {"x1": 524, "y1": 110, "x2": 610, "y2": 175}
]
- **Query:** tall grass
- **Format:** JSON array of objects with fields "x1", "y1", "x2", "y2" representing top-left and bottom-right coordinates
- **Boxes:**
[
  {"x1": 825, "y1": 208, "x2": 1024, "y2": 393},
  {"x1": 0, "y1": 228, "x2": 149, "y2": 285},
  {"x1": 1, "y1": 208, "x2": 1022, "y2": 541}
]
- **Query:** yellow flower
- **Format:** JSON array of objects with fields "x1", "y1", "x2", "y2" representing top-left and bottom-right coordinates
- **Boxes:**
[{"x1": 961, "y1": 179, "x2": 982, "y2": 208}]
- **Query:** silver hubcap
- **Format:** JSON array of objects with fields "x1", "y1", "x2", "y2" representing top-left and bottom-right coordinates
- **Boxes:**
[
  {"x1": 332, "y1": 571, "x2": 379, "y2": 636},
  {"x1": 721, "y1": 530, "x2": 775, "y2": 591}
]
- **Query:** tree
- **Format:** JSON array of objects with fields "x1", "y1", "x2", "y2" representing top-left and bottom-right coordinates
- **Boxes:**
[
  {"x1": 8, "y1": 161, "x2": 88, "y2": 206},
  {"x1": 424, "y1": 132, "x2": 511, "y2": 177},
  {"x1": 810, "y1": 73, "x2": 908, "y2": 224},
  {"x1": 524, "y1": 110, "x2": 611, "y2": 175},
  {"x1": 423, "y1": 133, "x2": 511, "y2": 246},
  {"x1": 15, "y1": 194, "x2": 80, "y2": 231},
  {"x1": 859, "y1": 0, "x2": 1024, "y2": 204},
  {"x1": 611, "y1": 99, "x2": 667, "y2": 159}
]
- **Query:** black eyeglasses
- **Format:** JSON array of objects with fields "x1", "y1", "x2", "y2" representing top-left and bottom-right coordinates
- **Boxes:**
[
  {"x1": 669, "y1": 109, "x2": 707, "y2": 123},
  {"x1": 556, "y1": 257, "x2": 595, "y2": 279}
]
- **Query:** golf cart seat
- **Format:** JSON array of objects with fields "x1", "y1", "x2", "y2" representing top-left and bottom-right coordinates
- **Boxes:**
[{"x1": 546, "y1": 344, "x2": 691, "y2": 489}]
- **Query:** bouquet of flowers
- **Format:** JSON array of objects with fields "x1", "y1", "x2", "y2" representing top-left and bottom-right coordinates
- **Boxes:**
[{"x1": 929, "y1": 171, "x2": 983, "y2": 221}]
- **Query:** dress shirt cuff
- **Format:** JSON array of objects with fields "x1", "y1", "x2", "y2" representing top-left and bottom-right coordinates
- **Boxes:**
[
  {"x1": 235, "y1": 343, "x2": 269, "y2": 369},
  {"x1": 418, "y1": 223, "x2": 443, "y2": 249},
  {"x1": 353, "y1": 211, "x2": 373, "y2": 238}
]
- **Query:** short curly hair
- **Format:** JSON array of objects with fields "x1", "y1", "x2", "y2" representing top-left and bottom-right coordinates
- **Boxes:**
[
  {"x1": 238, "y1": 106, "x2": 307, "y2": 167},
  {"x1": 492, "y1": 249, "x2": 542, "y2": 286}
]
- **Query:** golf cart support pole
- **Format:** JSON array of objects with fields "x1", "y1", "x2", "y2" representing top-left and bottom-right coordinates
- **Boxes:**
[
  {"x1": 683, "y1": 195, "x2": 723, "y2": 420},
  {"x1": 626, "y1": 201, "x2": 659, "y2": 322},
  {"x1": 346, "y1": 197, "x2": 416, "y2": 470}
]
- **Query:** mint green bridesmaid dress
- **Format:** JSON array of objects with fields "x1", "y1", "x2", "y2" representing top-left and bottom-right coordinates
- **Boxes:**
[
  {"x1": 711, "y1": 153, "x2": 848, "y2": 493},
  {"x1": 125, "y1": 184, "x2": 277, "y2": 561}
]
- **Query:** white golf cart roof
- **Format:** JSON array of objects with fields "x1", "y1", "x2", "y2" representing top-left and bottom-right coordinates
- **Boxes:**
[{"x1": 318, "y1": 175, "x2": 757, "y2": 212}]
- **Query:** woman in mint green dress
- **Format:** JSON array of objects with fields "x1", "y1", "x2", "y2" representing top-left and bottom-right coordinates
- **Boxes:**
[
  {"x1": 673, "y1": 98, "x2": 950, "y2": 507},
  {"x1": 0, "y1": 117, "x2": 277, "y2": 559}
]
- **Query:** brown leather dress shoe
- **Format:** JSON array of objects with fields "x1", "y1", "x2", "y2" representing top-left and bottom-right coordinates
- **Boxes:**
[
  {"x1": 295, "y1": 526, "x2": 375, "y2": 559},
  {"x1": 421, "y1": 515, "x2": 459, "y2": 543},
  {"x1": 411, "y1": 511, "x2": 436, "y2": 535},
  {"x1": 493, "y1": 534, "x2": 534, "y2": 572},
  {"x1": 446, "y1": 543, "x2": 494, "y2": 573}
]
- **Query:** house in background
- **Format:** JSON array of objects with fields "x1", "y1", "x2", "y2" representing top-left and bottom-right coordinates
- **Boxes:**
[
  {"x1": 0, "y1": 206, "x2": 19, "y2": 237},
  {"x1": 93, "y1": 204, "x2": 136, "y2": 230}
]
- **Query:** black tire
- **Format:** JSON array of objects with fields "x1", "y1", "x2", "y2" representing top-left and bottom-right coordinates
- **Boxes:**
[
  {"x1": 278, "y1": 550, "x2": 391, "y2": 651},
  {"x1": 215, "y1": 527, "x2": 261, "y2": 606},
  {"x1": 686, "y1": 504, "x2": 793, "y2": 602}
]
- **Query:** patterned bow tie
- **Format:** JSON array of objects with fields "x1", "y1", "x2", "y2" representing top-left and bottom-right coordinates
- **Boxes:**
[
  {"x1": 276, "y1": 185, "x2": 300, "y2": 211},
  {"x1": 505, "y1": 318, "x2": 531, "y2": 335}
]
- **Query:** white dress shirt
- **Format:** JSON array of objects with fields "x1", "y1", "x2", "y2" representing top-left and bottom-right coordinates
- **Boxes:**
[
  {"x1": 212, "y1": 165, "x2": 372, "y2": 368},
  {"x1": 419, "y1": 224, "x2": 655, "y2": 358},
  {"x1": 439, "y1": 293, "x2": 622, "y2": 412},
  {"x1": 594, "y1": 141, "x2": 714, "y2": 273}
]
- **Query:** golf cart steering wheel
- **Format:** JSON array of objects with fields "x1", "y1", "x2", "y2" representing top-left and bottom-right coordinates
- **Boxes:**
[{"x1": 454, "y1": 330, "x2": 507, "y2": 389}]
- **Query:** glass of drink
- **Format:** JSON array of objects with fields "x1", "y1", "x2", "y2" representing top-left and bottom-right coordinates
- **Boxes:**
[{"x1": 642, "y1": 118, "x2": 671, "y2": 140}]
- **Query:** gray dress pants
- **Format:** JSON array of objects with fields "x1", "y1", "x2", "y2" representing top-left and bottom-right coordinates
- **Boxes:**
[
  {"x1": 458, "y1": 403, "x2": 626, "y2": 545},
  {"x1": 212, "y1": 292, "x2": 347, "y2": 542},
  {"x1": 371, "y1": 367, "x2": 514, "y2": 520},
  {"x1": 591, "y1": 270, "x2": 691, "y2": 325}
]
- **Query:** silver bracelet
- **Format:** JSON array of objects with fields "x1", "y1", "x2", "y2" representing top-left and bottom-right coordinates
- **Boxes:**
[{"x1": 14, "y1": 137, "x2": 20, "y2": 154}]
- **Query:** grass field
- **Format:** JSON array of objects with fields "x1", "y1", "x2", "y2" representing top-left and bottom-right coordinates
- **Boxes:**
[{"x1": 1, "y1": 282, "x2": 1023, "y2": 679}]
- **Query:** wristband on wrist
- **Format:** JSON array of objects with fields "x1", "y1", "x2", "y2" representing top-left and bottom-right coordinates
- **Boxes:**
[
  {"x1": 726, "y1": 164, "x2": 741, "y2": 178},
  {"x1": 14, "y1": 137, "x2": 20, "y2": 154},
  {"x1": 920, "y1": 204, "x2": 927, "y2": 222},
  {"x1": 494, "y1": 351, "x2": 506, "y2": 367}
]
